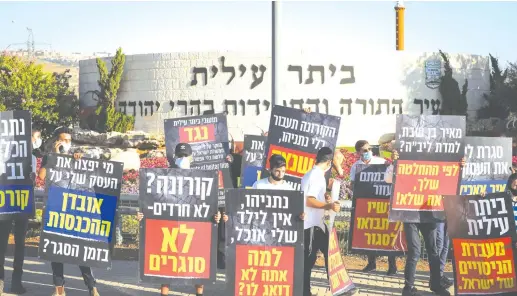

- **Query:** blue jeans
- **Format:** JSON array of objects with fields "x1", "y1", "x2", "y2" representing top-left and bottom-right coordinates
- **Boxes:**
[
  {"x1": 436, "y1": 222, "x2": 449, "y2": 276},
  {"x1": 403, "y1": 222, "x2": 441, "y2": 289}
]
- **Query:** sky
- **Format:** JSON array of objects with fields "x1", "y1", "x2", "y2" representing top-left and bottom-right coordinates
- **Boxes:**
[{"x1": 1, "y1": 1, "x2": 517, "y2": 66}]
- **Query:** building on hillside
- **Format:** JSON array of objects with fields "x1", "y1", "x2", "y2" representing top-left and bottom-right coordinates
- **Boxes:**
[{"x1": 78, "y1": 51, "x2": 490, "y2": 146}]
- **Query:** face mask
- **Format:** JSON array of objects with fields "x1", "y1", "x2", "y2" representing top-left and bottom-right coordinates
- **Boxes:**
[
  {"x1": 325, "y1": 162, "x2": 332, "y2": 172},
  {"x1": 175, "y1": 157, "x2": 191, "y2": 169},
  {"x1": 362, "y1": 151, "x2": 372, "y2": 161},
  {"x1": 33, "y1": 138, "x2": 42, "y2": 149},
  {"x1": 61, "y1": 143, "x2": 71, "y2": 153}
]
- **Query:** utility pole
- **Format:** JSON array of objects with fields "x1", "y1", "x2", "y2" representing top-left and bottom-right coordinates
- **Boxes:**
[
  {"x1": 272, "y1": 1, "x2": 280, "y2": 106},
  {"x1": 395, "y1": 1, "x2": 405, "y2": 51}
]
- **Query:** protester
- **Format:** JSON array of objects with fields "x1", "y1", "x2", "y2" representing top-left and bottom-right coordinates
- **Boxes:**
[
  {"x1": 387, "y1": 150, "x2": 465, "y2": 296},
  {"x1": 136, "y1": 142, "x2": 227, "y2": 296},
  {"x1": 38, "y1": 127, "x2": 99, "y2": 296},
  {"x1": 0, "y1": 129, "x2": 42, "y2": 295},
  {"x1": 301, "y1": 147, "x2": 344, "y2": 296},
  {"x1": 252, "y1": 154, "x2": 294, "y2": 190},
  {"x1": 506, "y1": 172, "x2": 517, "y2": 227},
  {"x1": 351, "y1": 140, "x2": 398, "y2": 275}
]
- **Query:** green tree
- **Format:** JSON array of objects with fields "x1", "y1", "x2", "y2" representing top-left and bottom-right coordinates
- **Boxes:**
[
  {"x1": 477, "y1": 55, "x2": 517, "y2": 119},
  {"x1": 0, "y1": 54, "x2": 79, "y2": 139},
  {"x1": 438, "y1": 50, "x2": 468, "y2": 117},
  {"x1": 84, "y1": 48, "x2": 134, "y2": 133}
]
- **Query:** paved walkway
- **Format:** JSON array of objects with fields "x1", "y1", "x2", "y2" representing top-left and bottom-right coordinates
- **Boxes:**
[{"x1": 0, "y1": 257, "x2": 453, "y2": 295}]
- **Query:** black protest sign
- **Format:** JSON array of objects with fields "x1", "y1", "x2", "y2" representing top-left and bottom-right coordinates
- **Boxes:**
[
  {"x1": 350, "y1": 164, "x2": 407, "y2": 255},
  {"x1": 225, "y1": 189, "x2": 304, "y2": 296},
  {"x1": 460, "y1": 137, "x2": 512, "y2": 195},
  {"x1": 0, "y1": 111, "x2": 34, "y2": 219},
  {"x1": 164, "y1": 113, "x2": 233, "y2": 206},
  {"x1": 444, "y1": 193, "x2": 517, "y2": 295},
  {"x1": 240, "y1": 135, "x2": 267, "y2": 188},
  {"x1": 138, "y1": 168, "x2": 219, "y2": 285},
  {"x1": 389, "y1": 115, "x2": 466, "y2": 223},
  {"x1": 263, "y1": 105, "x2": 341, "y2": 190},
  {"x1": 39, "y1": 154, "x2": 123, "y2": 268}
]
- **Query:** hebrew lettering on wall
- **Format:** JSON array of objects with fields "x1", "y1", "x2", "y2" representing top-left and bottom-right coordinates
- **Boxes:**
[
  {"x1": 190, "y1": 56, "x2": 267, "y2": 90},
  {"x1": 225, "y1": 189, "x2": 304, "y2": 296},
  {"x1": 350, "y1": 165, "x2": 407, "y2": 255},
  {"x1": 287, "y1": 64, "x2": 355, "y2": 85},
  {"x1": 39, "y1": 154, "x2": 123, "y2": 269},
  {"x1": 138, "y1": 169, "x2": 219, "y2": 285},
  {"x1": 264, "y1": 106, "x2": 341, "y2": 190},
  {"x1": 443, "y1": 193, "x2": 517, "y2": 295},
  {"x1": 389, "y1": 115, "x2": 466, "y2": 223},
  {"x1": 460, "y1": 137, "x2": 512, "y2": 195},
  {"x1": 0, "y1": 110, "x2": 34, "y2": 219}
]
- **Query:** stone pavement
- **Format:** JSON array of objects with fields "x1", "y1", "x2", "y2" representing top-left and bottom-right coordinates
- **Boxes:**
[{"x1": 0, "y1": 257, "x2": 454, "y2": 295}]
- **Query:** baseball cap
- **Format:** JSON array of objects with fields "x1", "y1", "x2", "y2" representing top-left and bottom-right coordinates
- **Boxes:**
[{"x1": 175, "y1": 143, "x2": 192, "y2": 157}]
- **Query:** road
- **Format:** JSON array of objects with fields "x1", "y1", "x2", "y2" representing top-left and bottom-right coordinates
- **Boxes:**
[{"x1": 0, "y1": 256, "x2": 452, "y2": 295}]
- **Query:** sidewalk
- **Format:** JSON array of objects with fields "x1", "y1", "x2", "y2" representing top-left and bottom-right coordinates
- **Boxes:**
[{"x1": 0, "y1": 257, "x2": 453, "y2": 296}]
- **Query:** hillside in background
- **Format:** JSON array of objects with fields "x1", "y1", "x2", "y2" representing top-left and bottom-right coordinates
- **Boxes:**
[{"x1": 35, "y1": 59, "x2": 79, "y2": 94}]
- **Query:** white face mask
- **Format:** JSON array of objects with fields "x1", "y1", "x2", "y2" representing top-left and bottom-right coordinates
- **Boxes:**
[
  {"x1": 325, "y1": 162, "x2": 332, "y2": 172},
  {"x1": 33, "y1": 138, "x2": 42, "y2": 149},
  {"x1": 175, "y1": 157, "x2": 191, "y2": 169},
  {"x1": 62, "y1": 143, "x2": 72, "y2": 153}
]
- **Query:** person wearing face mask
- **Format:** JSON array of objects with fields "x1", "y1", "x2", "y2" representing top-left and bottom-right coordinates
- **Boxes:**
[
  {"x1": 137, "y1": 142, "x2": 226, "y2": 296},
  {"x1": 38, "y1": 127, "x2": 98, "y2": 296},
  {"x1": 301, "y1": 147, "x2": 343, "y2": 296},
  {"x1": 0, "y1": 130, "x2": 42, "y2": 295},
  {"x1": 350, "y1": 140, "x2": 398, "y2": 275}
]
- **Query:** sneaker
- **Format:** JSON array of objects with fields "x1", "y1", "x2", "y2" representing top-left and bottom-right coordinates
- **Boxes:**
[
  {"x1": 51, "y1": 292, "x2": 66, "y2": 296},
  {"x1": 387, "y1": 269, "x2": 397, "y2": 276},
  {"x1": 430, "y1": 285, "x2": 451, "y2": 296},
  {"x1": 10, "y1": 281, "x2": 26, "y2": 294},
  {"x1": 361, "y1": 265, "x2": 376, "y2": 272},
  {"x1": 440, "y1": 276, "x2": 453, "y2": 288},
  {"x1": 402, "y1": 286, "x2": 422, "y2": 296}
]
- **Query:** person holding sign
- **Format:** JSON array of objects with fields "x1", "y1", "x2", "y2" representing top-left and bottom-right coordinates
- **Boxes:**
[
  {"x1": 388, "y1": 150, "x2": 465, "y2": 296},
  {"x1": 38, "y1": 127, "x2": 99, "y2": 296},
  {"x1": 252, "y1": 155, "x2": 294, "y2": 190},
  {"x1": 137, "y1": 142, "x2": 227, "y2": 296},
  {"x1": 301, "y1": 147, "x2": 342, "y2": 296},
  {"x1": 0, "y1": 128, "x2": 41, "y2": 295},
  {"x1": 350, "y1": 140, "x2": 398, "y2": 276}
]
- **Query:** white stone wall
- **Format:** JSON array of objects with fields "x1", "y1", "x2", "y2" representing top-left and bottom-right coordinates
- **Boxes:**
[{"x1": 79, "y1": 51, "x2": 490, "y2": 146}]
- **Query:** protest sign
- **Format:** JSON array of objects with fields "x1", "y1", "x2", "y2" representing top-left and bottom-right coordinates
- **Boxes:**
[
  {"x1": 326, "y1": 195, "x2": 356, "y2": 295},
  {"x1": 263, "y1": 105, "x2": 341, "y2": 190},
  {"x1": 38, "y1": 154, "x2": 123, "y2": 268},
  {"x1": 389, "y1": 115, "x2": 466, "y2": 223},
  {"x1": 240, "y1": 135, "x2": 266, "y2": 188},
  {"x1": 444, "y1": 192, "x2": 517, "y2": 295},
  {"x1": 460, "y1": 137, "x2": 512, "y2": 195},
  {"x1": 350, "y1": 164, "x2": 406, "y2": 255},
  {"x1": 138, "y1": 168, "x2": 219, "y2": 285},
  {"x1": 0, "y1": 110, "x2": 34, "y2": 219},
  {"x1": 164, "y1": 114, "x2": 233, "y2": 206},
  {"x1": 225, "y1": 189, "x2": 304, "y2": 296}
]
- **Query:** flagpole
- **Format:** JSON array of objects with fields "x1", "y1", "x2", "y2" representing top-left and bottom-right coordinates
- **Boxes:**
[{"x1": 272, "y1": 0, "x2": 280, "y2": 106}]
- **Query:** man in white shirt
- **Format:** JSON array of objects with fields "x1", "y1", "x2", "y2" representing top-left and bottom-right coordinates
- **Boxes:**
[
  {"x1": 351, "y1": 140, "x2": 398, "y2": 276},
  {"x1": 302, "y1": 147, "x2": 341, "y2": 296},
  {"x1": 252, "y1": 154, "x2": 294, "y2": 190}
]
